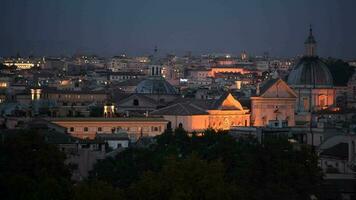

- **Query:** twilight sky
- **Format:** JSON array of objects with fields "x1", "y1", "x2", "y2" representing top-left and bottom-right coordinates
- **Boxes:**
[{"x1": 0, "y1": 0, "x2": 355, "y2": 58}]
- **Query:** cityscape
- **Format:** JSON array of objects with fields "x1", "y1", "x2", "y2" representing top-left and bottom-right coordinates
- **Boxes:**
[{"x1": 1, "y1": 0, "x2": 356, "y2": 200}]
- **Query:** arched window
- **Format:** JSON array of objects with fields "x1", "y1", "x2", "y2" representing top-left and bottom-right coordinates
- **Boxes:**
[
  {"x1": 167, "y1": 122, "x2": 172, "y2": 130},
  {"x1": 133, "y1": 99, "x2": 139, "y2": 106},
  {"x1": 178, "y1": 123, "x2": 183, "y2": 128},
  {"x1": 319, "y1": 94, "x2": 327, "y2": 107}
]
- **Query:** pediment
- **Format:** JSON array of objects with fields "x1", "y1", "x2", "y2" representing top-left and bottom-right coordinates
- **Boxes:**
[
  {"x1": 260, "y1": 79, "x2": 297, "y2": 98},
  {"x1": 216, "y1": 93, "x2": 244, "y2": 110}
]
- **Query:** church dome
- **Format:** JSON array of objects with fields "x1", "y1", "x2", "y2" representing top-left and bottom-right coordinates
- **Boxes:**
[
  {"x1": 287, "y1": 56, "x2": 333, "y2": 88},
  {"x1": 135, "y1": 76, "x2": 178, "y2": 95}
]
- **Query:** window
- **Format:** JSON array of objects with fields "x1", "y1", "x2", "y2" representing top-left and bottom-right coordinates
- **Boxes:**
[
  {"x1": 98, "y1": 127, "x2": 102, "y2": 132},
  {"x1": 133, "y1": 99, "x2": 139, "y2": 106},
  {"x1": 178, "y1": 123, "x2": 183, "y2": 128},
  {"x1": 319, "y1": 95, "x2": 326, "y2": 107},
  {"x1": 303, "y1": 97, "x2": 309, "y2": 111},
  {"x1": 84, "y1": 127, "x2": 88, "y2": 132},
  {"x1": 154, "y1": 127, "x2": 158, "y2": 131},
  {"x1": 70, "y1": 127, "x2": 74, "y2": 132}
]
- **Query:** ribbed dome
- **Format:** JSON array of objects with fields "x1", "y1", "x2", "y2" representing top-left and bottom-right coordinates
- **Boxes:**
[
  {"x1": 135, "y1": 76, "x2": 178, "y2": 95},
  {"x1": 287, "y1": 57, "x2": 333, "y2": 88}
]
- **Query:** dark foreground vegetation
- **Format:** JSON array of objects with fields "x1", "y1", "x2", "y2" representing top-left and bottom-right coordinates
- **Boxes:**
[{"x1": 0, "y1": 128, "x2": 323, "y2": 200}]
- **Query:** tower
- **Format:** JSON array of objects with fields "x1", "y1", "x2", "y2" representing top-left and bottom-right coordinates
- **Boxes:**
[
  {"x1": 149, "y1": 45, "x2": 162, "y2": 76},
  {"x1": 305, "y1": 25, "x2": 317, "y2": 57}
]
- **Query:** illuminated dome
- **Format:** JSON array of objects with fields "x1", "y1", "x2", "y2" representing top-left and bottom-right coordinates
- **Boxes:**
[
  {"x1": 287, "y1": 57, "x2": 333, "y2": 88},
  {"x1": 135, "y1": 76, "x2": 178, "y2": 95}
]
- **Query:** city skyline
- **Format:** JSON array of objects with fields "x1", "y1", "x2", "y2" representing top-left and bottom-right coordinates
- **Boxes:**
[{"x1": 1, "y1": 0, "x2": 356, "y2": 59}]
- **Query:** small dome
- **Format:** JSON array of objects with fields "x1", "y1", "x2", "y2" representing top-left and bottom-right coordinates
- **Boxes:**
[
  {"x1": 135, "y1": 76, "x2": 178, "y2": 95},
  {"x1": 287, "y1": 57, "x2": 333, "y2": 88}
]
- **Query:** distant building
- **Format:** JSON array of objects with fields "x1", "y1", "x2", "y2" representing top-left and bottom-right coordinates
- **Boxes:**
[
  {"x1": 108, "y1": 72, "x2": 145, "y2": 83},
  {"x1": 40, "y1": 88, "x2": 108, "y2": 117},
  {"x1": 151, "y1": 92, "x2": 250, "y2": 132},
  {"x1": 50, "y1": 117, "x2": 168, "y2": 141},
  {"x1": 3, "y1": 58, "x2": 42, "y2": 69}
]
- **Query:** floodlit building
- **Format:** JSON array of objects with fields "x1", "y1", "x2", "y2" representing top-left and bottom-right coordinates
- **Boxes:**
[{"x1": 150, "y1": 92, "x2": 250, "y2": 132}]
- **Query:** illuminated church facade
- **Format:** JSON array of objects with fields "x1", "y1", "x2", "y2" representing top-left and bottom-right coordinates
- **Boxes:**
[
  {"x1": 251, "y1": 78, "x2": 297, "y2": 127},
  {"x1": 150, "y1": 93, "x2": 250, "y2": 132}
]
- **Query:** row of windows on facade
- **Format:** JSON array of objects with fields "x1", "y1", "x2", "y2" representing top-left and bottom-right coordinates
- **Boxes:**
[
  {"x1": 211, "y1": 120, "x2": 248, "y2": 127},
  {"x1": 110, "y1": 75, "x2": 137, "y2": 80},
  {"x1": 62, "y1": 102, "x2": 87, "y2": 106},
  {"x1": 68, "y1": 126, "x2": 162, "y2": 132},
  {"x1": 253, "y1": 105, "x2": 294, "y2": 109},
  {"x1": 51, "y1": 94, "x2": 96, "y2": 99}
]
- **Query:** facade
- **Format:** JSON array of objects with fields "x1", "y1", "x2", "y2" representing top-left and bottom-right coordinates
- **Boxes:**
[
  {"x1": 3, "y1": 58, "x2": 42, "y2": 69},
  {"x1": 50, "y1": 117, "x2": 168, "y2": 141},
  {"x1": 151, "y1": 93, "x2": 250, "y2": 132},
  {"x1": 347, "y1": 71, "x2": 356, "y2": 108},
  {"x1": 40, "y1": 88, "x2": 108, "y2": 117},
  {"x1": 210, "y1": 66, "x2": 260, "y2": 78},
  {"x1": 251, "y1": 78, "x2": 297, "y2": 127},
  {"x1": 109, "y1": 72, "x2": 145, "y2": 83}
]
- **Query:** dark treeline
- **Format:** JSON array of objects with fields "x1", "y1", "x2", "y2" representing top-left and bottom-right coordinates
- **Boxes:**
[{"x1": 0, "y1": 128, "x2": 323, "y2": 200}]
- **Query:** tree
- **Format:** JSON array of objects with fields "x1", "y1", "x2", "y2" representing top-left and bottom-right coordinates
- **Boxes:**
[
  {"x1": 325, "y1": 58, "x2": 354, "y2": 86},
  {"x1": 89, "y1": 106, "x2": 104, "y2": 117},
  {"x1": 129, "y1": 154, "x2": 236, "y2": 200},
  {"x1": 0, "y1": 131, "x2": 72, "y2": 200},
  {"x1": 73, "y1": 180, "x2": 125, "y2": 200},
  {"x1": 90, "y1": 128, "x2": 323, "y2": 199}
]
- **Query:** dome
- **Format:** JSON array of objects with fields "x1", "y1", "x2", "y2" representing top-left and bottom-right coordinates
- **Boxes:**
[
  {"x1": 287, "y1": 57, "x2": 333, "y2": 88},
  {"x1": 135, "y1": 76, "x2": 178, "y2": 95}
]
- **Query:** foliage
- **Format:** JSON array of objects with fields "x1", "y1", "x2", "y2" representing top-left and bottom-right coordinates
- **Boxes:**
[
  {"x1": 0, "y1": 128, "x2": 323, "y2": 199},
  {"x1": 325, "y1": 58, "x2": 354, "y2": 86},
  {"x1": 90, "y1": 128, "x2": 323, "y2": 200},
  {"x1": 128, "y1": 154, "x2": 236, "y2": 200},
  {"x1": 0, "y1": 131, "x2": 72, "y2": 200},
  {"x1": 89, "y1": 106, "x2": 104, "y2": 117},
  {"x1": 73, "y1": 180, "x2": 125, "y2": 200}
]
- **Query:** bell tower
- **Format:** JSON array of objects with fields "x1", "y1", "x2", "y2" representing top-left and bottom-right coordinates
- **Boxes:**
[
  {"x1": 305, "y1": 25, "x2": 317, "y2": 57},
  {"x1": 149, "y1": 45, "x2": 162, "y2": 76}
]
